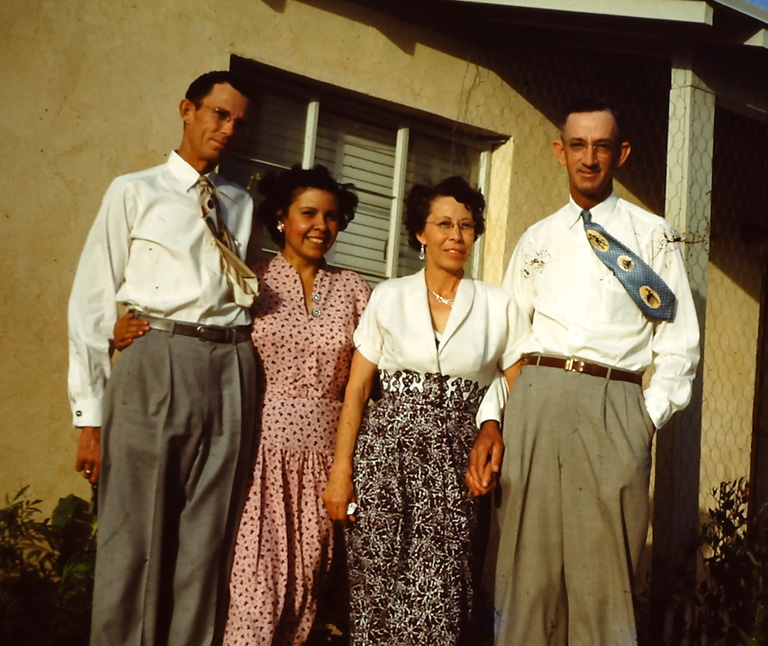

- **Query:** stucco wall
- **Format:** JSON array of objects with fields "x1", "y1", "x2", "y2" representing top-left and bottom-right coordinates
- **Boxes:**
[
  {"x1": 0, "y1": 0, "x2": 544, "y2": 511},
  {"x1": 3, "y1": 0, "x2": 761, "y2": 530},
  {"x1": 701, "y1": 265, "x2": 760, "y2": 489}
]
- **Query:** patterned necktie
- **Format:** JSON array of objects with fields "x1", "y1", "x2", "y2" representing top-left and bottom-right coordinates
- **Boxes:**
[
  {"x1": 198, "y1": 176, "x2": 236, "y2": 252},
  {"x1": 197, "y1": 176, "x2": 259, "y2": 307},
  {"x1": 581, "y1": 209, "x2": 676, "y2": 321}
]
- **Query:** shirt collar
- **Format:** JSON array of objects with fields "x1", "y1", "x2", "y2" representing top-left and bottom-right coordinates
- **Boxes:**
[
  {"x1": 275, "y1": 250, "x2": 329, "y2": 276},
  {"x1": 167, "y1": 150, "x2": 215, "y2": 192},
  {"x1": 566, "y1": 191, "x2": 619, "y2": 229}
]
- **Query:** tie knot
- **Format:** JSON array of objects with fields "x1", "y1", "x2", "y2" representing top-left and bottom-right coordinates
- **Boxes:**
[
  {"x1": 198, "y1": 176, "x2": 217, "y2": 212},
  {"x1": 198, "y1": 175, "x2": 213, "y2": 193},
  {"x1": 581, "y1": 209, "x2": 592, "y2": 224}
]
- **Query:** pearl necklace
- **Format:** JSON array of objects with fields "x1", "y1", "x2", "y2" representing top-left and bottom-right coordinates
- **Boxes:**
[{"x1": 428, "y1": 286, "x2": 455, "y2": 307}]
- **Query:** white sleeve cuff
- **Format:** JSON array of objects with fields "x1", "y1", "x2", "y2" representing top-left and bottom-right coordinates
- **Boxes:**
[
  {"x1": 476, "y1": 374, "x2": 509, "y2": 426},
  {"x1": 71, "y1": 398, "x2": 103, "y2": 428}
]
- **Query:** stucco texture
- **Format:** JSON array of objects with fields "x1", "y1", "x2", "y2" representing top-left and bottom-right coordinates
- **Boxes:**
[{"x1": 0, "y1": 0, "x2": 539, "y2": 511}]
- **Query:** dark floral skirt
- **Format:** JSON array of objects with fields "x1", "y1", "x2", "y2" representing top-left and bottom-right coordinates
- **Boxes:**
[{"x1": 346, "y1": 370, "x2": 487, "y2": 646}]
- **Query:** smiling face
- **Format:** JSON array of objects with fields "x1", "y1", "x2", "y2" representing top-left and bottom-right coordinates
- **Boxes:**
[
  {"x1": 552, "y1": 109, "x2": 631, "y2": 209},
  {"x1": 416, "y1": 196, "x2": 476, "y2": 275},
  {"x1": 280, "y1": 188, "x2": 341, "y2": 268},
  {"x1": 177, "y1": 82, "x2": 250, "y2": 174}
]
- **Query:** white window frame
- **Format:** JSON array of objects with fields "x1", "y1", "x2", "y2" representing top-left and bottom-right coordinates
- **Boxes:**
[{"x1": 224, "y1": 57, "x2": 507, "y2": 282}]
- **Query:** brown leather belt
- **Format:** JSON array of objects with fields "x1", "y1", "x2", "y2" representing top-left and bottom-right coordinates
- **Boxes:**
[
  {"x1": 523, "y1": 355, "x2": 643, "y2": 386},
  {"x1": 136, "y1": 312, "x2": 251, "y2": 344}
]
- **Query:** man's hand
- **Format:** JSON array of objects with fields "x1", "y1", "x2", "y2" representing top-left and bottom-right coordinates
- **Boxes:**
[
  {"x1": 75, "y1": 426, "x2": 101, "y2": 485},
  {"x1": 114, "y1": 312, "x2": 149, "y2": 351},
  {"x1": 466, "y1": 420, "x2": 504, "y2": 497}
]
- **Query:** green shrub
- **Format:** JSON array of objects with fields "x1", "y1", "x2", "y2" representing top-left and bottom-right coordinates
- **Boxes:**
[
  {"x1": 0, "y1": 486, "x2": 96, "y2": 646},
  {"x1": 689, "y1": 479, "x2": 768, "y2": 646}
]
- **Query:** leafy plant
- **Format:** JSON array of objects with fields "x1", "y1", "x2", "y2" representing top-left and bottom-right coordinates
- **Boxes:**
[
  {"x1": 307, "y1": 534, "x2": 350, "y2": 646},
  {"x1": 307, "y1": 621, "x2": 347, "y2": 645},
  {"x1": 13, "y1": 478, "x2": 760, "y2": 646},
  {"x1": 0, "y1": 486, "x2": 96, "y2": 646},
  {"x1": 689, "y1": 478, "x2": 768, "y2": 646}
]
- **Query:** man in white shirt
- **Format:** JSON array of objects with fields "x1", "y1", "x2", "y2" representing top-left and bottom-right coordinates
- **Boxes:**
[
  {"x1": 68, "y1": 71, "x2": 256, "y2": 646},
  {"x1": 492, "y1": 100, "x2": 699, "y2": 645}
]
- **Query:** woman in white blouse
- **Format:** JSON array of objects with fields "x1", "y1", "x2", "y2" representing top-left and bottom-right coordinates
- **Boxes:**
[{"x1": 323, "y1": 176, "x2": 520, "y2": 646}]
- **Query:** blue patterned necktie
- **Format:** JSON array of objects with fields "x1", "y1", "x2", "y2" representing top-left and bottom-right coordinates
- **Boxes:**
[{"x1": 581, "y1": 209, "x2": 676, "y2": 321}]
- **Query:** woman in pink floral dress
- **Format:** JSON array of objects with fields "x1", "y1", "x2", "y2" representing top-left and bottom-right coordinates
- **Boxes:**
[{"x1": 222, "y1": 165, "x2": 370, "y2": 645}]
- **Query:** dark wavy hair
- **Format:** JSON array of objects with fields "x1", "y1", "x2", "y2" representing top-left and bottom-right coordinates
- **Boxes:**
[
  {"x1": 404, "y1": 176, "x2": 486, "y2": 251},
  {"x1": 185, "y1": 71, "x2": 254, "y2": 106},
  {"x1": 257, "y1": 164, "x2": 358, "y2": 247}
]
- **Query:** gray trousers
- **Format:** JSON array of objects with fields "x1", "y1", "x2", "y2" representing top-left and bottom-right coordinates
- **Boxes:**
[
  {"x1": 90, "y1": 330, "x2": 256, "y2": 646},
  {"x1": 490, "y1": 364, "x2": 653, "y2": 646}
]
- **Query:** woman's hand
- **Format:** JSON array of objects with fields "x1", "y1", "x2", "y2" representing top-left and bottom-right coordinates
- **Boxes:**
[
  {"x1": 114, "y1": 312, "x2": 149, "y2": 350},
  {"x1": 323, "y1": 465, "x2": 356, "y2": 525},
  {"x1": 323, "y1": 351, "x2": 378, "y2": 525},
  {"x1": 466, "y1": 420, "x2": 504, "y2": 497}
]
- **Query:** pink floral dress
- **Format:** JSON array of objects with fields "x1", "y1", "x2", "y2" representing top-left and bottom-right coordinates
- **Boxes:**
[{"x1": 223, "y1": 253, "x2": 370, "y2": 646}]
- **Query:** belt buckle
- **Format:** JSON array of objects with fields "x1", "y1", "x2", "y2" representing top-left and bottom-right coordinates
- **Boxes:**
[
  {"x1": 564, "y1": 357, "x2": 575, "y2": 372},
  {"x1": 195, "y1": 325, "x2": 220, "y2": 342}
]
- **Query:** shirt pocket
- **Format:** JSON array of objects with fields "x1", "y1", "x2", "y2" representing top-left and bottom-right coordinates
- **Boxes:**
[{"x1": 596, "y1": 270, "x2": 646, "y2": 327}]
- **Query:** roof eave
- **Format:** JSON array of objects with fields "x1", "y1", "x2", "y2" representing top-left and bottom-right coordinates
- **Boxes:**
[{"x1": 442, "y1": 0, "x2": 714, "y2": 25}]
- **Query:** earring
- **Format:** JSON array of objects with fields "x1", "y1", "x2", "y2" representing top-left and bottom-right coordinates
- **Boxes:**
[
  {"x1": 419, "y1": 244, "x2": 425, "y2": 261},
  {"x1": 277, "y1": 221, "x2": 285, "y2": 233}
]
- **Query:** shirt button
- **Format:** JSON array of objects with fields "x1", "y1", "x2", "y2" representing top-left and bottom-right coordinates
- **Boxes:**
[{"x1": 311, "y1": 308, "x2": 322, "y2": 318}]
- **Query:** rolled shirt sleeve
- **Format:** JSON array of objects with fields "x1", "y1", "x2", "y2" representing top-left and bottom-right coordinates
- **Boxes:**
[
  {"x1": 643, "y1": 223, "x2": 700, "y2": 429},
  {"x1": 352, "y1": 285, "x2": 385, "y2": 366}
]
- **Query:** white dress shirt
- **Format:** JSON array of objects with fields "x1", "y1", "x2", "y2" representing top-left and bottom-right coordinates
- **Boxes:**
[
  {"x1": 354, "y1": 269, "x2": 520, "y2": 424},
  {"x1": 68, "y1": 151, "x2": 254, "y2": 426},
  {"x1": 503, "y1": 192, "x2": 699, "y2": 429}
]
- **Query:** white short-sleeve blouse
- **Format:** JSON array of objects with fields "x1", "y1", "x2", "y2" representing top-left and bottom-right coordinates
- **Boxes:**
[{"x1": 354, "y1": 269, "x2": 517, "y2": 419}]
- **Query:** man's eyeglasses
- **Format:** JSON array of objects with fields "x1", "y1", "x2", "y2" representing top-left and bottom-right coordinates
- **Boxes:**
[
  {"x1": 563, "y1": 139, "x2": 616, "y2": 158},
  {"x1": 200, "y1": 104, "x2": 250, "y2": 133}
]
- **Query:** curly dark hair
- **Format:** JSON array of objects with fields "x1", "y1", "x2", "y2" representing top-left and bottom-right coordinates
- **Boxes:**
[
  {"x1": 404, "y1": 176, "x2": 485, "y2": 251},
  {"x1": 257, "y1": 164, "x2": 358, "y2": 247}
]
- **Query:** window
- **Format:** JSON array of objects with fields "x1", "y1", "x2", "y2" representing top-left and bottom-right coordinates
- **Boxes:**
[{"x1": 221, "y1": 57, "x2": 505, "y2": 283}]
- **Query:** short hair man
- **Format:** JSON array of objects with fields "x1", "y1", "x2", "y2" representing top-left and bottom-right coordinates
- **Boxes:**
[
  {"x1": 492, "y1": 100, "x2": 700, "y2": 644},
  {"x1": 69, "y1": 71, "x2": 256, "y2": 646}
]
